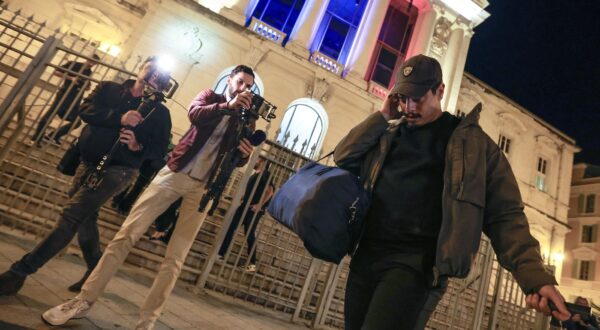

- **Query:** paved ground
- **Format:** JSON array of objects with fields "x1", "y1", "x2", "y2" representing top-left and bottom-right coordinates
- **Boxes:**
[{"x1": 0, "y1": 228, "x2": 310, "y2": 329}]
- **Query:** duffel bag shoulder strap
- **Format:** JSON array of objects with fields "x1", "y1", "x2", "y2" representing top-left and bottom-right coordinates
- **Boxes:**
[{"x1": 316, "y1": 150, "x2": 334, "y2": 163}]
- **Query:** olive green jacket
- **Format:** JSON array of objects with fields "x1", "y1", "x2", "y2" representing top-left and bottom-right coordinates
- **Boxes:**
[{"x1": 334, "y1": 104, "x2": 556, "y2": 293}]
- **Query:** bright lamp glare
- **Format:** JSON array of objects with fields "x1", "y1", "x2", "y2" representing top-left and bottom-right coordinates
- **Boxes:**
[
  {"x1": 551, "y1": 252, "x2": 565, "y2": 263},
  {"x1": 157, "y1": 55, "x2": 175, "y2": 72}
]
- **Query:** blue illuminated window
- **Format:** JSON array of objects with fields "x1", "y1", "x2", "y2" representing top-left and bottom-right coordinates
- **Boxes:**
[
  {"x1": 368, "y1": 2, "x2": 417, "y2": 88},
  {"x1": 250, "y1": 0, "x2": 306, "y2": 43},
  {"x1": 312, "y1": 0, "x2": 369, "y2": 64}
]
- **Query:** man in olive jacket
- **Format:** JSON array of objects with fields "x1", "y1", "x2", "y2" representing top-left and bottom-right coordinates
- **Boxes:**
[{"x1": 334, "y1": 54, "x2": 570, "y2": 329}]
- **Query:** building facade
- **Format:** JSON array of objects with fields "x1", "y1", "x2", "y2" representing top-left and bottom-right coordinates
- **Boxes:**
[
  {"x1": 6, "y1": 0, "x2": 487, "y2": 157},
  {"x1": 4, "y1": 0, "x2": 580, "y2": 309},
  {"x1": 560, "y1": 164, "x2": 600, "y2": 306}
]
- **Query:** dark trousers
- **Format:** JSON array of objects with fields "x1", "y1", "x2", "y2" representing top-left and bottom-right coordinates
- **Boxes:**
[
  {"x1": 151, "y1": 197, "x2": 183, "y2": 244},
  {"x1": 344, "y1": 252, "x2": 447, "y2": 330},
  {"x1": 33, "y1": 94, "x2": 80, "y2": 142},
  {"x1": 112, "y1": 160, "x2": 160, "y2": 213},
  {"x1": 218, "y1": 204, "x2": 264, "y2": 264},
  {"x1": 10, "y1": 164, "x2": 135, "y2": 276}
]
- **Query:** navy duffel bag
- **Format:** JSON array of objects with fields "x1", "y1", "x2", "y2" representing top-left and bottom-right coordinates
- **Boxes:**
[{"x1": 267, "y1": 162, "x2": 370, "y2": 264}]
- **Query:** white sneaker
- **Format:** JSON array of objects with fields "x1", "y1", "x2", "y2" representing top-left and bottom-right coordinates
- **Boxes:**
[
  {"x1": 135, "y1": 319, "x2": 155, "y2": 330},
  {"x1": 42, "y1": 298, "x2": 92, "y2": 325},
  {"x1": 245, "y1": 264, "x2": 257, "y2": 272}
]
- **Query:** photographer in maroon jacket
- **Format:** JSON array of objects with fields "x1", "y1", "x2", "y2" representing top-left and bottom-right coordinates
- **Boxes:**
[{"x1": 43, "y1": 65, "x2": 257, "y2": 330}]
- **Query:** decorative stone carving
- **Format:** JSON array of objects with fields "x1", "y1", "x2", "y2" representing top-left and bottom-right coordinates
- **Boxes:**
[
  {"x1": 64, "y1": 2, "x2": 119, "y2": 28},
  {"x1": 245, "y1": 42, "x2": 268, "y2": 69},
  {"x1": 572, "y1": 246, "x2": 598, "y2": 261},
  {"x1": 180, "y1": 25, "x2": 204, "y2": 60},
  {"x1": 307, "y1": 76, "x2": 330, "y2": 102},
  {"x1": 115, "y1": 0, "x2": 148, "y2": 17},
  {"x1": 535, "y1": 135, "x2": 560, "y2": 156},
  {"x1": 430, "y1": 16, "x2": 452, "y2": 58},
  {"x1": 497, "y1": 111, "x2": 527, "y2": 136}
]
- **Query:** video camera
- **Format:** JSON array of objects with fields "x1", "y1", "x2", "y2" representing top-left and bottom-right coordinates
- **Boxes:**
[
  {"x1": 242, "y1": 91, "x2": 277, "y2": 122},
  {"x1": 143, "y1": 61, "x2": 179, "y2": 99}
]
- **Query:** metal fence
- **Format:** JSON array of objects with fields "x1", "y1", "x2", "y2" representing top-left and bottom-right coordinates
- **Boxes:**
[{"x1": 0, "y1": 6, "x2": 548, "y2": 330}]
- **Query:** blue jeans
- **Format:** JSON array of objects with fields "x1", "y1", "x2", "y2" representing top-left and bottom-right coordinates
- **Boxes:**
[{"x1": 11, "y1": 164, "x2": 136, "y2": 276}]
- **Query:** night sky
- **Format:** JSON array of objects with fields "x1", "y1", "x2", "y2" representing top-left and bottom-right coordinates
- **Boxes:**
[{"x1": 465, "y1": 0, "x2": 600, "y2": 165}]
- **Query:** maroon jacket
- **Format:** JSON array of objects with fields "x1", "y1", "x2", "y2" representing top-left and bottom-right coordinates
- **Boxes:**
[{"x1": 167, "y1": 89, "x2": 249, "y2": 178}]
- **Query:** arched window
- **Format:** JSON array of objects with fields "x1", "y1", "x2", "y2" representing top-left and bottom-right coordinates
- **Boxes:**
[
  {"x1": 277, "y1": 98, "x2": 328, "y2": 159},
  {"x1": 212, "y1": 66, "x2": 264, "y2": 96}
]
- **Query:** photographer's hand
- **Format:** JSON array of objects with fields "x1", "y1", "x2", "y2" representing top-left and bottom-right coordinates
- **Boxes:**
[
  {"x1": 238, "y1": 138, "x2": 253, "y2": 158},
  {"x1": 228, "y1": 91, "x2": 252, "y2": 110},
  {"x1": 120, "y1": 129, "x2": 142, "y2": 152},
  {"x1": 121, "y1": 110, "x2": 143, "y2": 127}
]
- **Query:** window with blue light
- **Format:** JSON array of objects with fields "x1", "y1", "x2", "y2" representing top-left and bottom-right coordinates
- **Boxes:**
[
  {"x1": 250, "y1": 0, "x2": 306, "y2": 42},
  {"x1": 368, "y1": 1, "x2": 417, "y2": 88},
  {"x1": 312, "y1": 0, "x2": 369, "y2": 64}
]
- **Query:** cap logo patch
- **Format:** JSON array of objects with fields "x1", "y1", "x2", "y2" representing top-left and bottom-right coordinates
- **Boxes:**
[{"x1": 403, "y1": 66, "x2": 413, "y2": 77}]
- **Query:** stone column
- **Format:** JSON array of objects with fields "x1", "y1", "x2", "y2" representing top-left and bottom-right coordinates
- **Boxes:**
[
  {"x1": 406, "y1": 2, "x2": 441, "y2": 58},
  {"x1": 287, "y1": 0, "x2": 330, "y2": 58},
  {"x1": 344, "y1": 0, "x2": 391, "y2": 87},
  {"x1": 220, "y1": 0, "x2": 253, "y2": 26},
  {"x1": 443, "y1": 24, "x2": 473, "y2": 113},
  {"x1": 441, "y1": 22, "x2": 464, "y2": 86}
]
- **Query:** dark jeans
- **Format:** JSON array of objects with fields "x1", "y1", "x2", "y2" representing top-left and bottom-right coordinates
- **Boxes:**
[
  {"x1": 112, "y1": 160, "x2": 161, "y2": 213},
  {"x1": 10, "y1": 164, "x2": 136, "y2": 276},
  {"x1": 344, "y1": 251, "x2": 447, "y2": 330},
  {"x1": 33, "y1": 106, "x2": 80, "y2": 142},
  {"x1": 218, "y1": 204, "x2": 264, "y2": 264}
]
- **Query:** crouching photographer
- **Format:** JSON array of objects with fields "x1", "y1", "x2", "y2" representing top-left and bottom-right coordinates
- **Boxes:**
[
  {"x1": 0, "y1": 56, "x2": 172, "y2": 295},
  {"x1": 554, "y1": 296, "x2": 599, "y2": 330}
]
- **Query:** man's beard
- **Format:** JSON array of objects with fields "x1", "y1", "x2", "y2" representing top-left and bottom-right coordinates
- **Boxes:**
[
  {"x1": 403, "y1": 113, "x2": 421, "y2": 128},
  {"x1": 227, "y1": 86, "x2": 236, "y2": 98}
]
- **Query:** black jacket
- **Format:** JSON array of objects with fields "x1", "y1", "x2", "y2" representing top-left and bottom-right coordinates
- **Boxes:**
[{"x1": 78, "y1": 80, "x2": 171, "y2": 168}]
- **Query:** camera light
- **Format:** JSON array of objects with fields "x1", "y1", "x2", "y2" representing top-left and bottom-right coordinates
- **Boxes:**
[{"x1": 156, "y1": 54, "x2": 175, "y2": 73}]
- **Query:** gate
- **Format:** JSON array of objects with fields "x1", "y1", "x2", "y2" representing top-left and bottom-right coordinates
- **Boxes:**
[{"x1": 0, "y1": 6, "x2": 547, "y2": 330}]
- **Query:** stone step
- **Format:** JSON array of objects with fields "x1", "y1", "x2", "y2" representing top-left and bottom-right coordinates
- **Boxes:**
[
  {"x1": 0, "y1": 119, "x2": 318, "y2": 312},
  {"x1": 0, "y1": 176, "x2": 312, "y2": 284}
]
